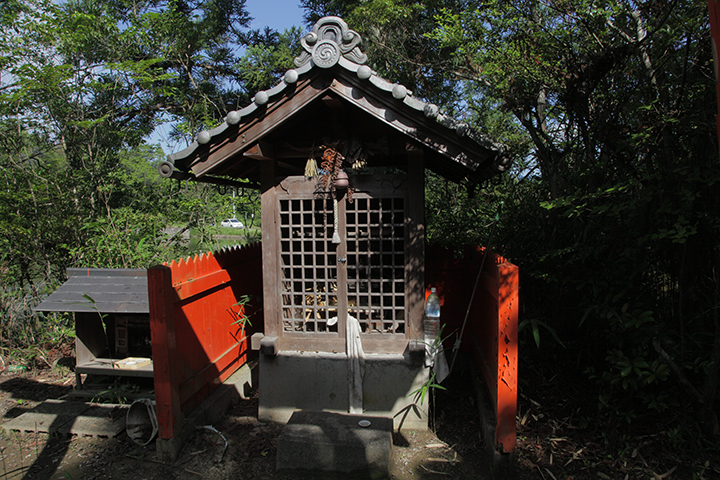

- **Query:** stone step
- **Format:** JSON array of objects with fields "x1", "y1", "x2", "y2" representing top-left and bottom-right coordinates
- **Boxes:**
[{"x1": 276, "y1": 410, "x2": 392, "y2": 479}]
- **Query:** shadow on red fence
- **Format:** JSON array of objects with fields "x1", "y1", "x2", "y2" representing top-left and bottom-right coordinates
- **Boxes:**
[
  {"x1": 146, "y1": 241, "x2": 516, "y2": 455},
  {"x1": 426, "y1": 245, "x2": 519, "y2": 453},
  {"x1": 147, "y1": 243, "x2": 263, "y2": 443}
]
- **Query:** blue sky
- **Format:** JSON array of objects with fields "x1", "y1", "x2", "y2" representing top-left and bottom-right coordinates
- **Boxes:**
[
  {"x1": 245, "y1": 0, "x2": 306, "y2": 31},
  {"x1": 151, "y1": 0, "x2": 307, "y2": 152}
]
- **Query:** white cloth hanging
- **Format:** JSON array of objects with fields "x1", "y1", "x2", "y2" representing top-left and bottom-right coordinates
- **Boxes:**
[
  {"x1": 345, "y1": 314, "x2": 365, "y2": 414},
  {"x1": 332, "y1": 197, "x2": 341, "y2": 244}
]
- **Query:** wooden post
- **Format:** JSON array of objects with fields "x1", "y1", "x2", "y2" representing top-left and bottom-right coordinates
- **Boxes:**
[
  {"x1": 147, "y1": 265, "x2": 182, "y2": 440},
  {"x1": 496, "y1": 261, "x2": 519, "y2": 453},
  {"x1": 406, "y1": 145, "x2": 425, "y2": 341},
  {"x1": 709, "y1": 0, "x2": 720, "y2": 159},
  {"x1": 260, "y1": 158, "x2": 279, "y2": 342}
]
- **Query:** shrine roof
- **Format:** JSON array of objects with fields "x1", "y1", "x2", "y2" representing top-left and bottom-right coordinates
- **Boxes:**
[
  {"x1": 162, "y1": 16, "x2": 511, "y2": 187},
  {"x1": 34, "y1": 269, "x2": 148, "y2": 314}
]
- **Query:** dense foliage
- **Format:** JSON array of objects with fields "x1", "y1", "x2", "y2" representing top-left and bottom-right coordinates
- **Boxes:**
[
  {"x1": 0, "y1": 0, "x2": 291, "y2": 354},
  {"x1": 303, "y1": 0, "x2": 720, "y2": 452},
  {"x1": 2, "y1": 0, "x2": 718, "y2": 466}
]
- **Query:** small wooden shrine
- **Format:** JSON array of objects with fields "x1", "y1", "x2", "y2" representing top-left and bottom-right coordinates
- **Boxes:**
[
  {"x1": 34, "y1": 268, "x2": 152, "y2": 388},
  {"x1": 162, "y1": 16, "x2": 510, "y2": 428}
]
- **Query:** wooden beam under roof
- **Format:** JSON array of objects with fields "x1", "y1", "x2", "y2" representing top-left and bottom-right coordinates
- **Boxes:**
[
  {"x1": 328, "y1": 71, "x2": 490, "y2": 173},
  {"x1": 191, "y1": 74, "x2": 332, "y2": 178},
  {"x1": 244, "y1": 142, "x2": 274, "y2": 160}
]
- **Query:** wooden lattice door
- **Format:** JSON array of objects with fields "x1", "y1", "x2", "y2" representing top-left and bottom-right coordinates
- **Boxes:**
[
  {"x1": 275, "y1": 175, "x2": 410, "y2": 352},
  {"x1": 279, "y1": 195, "x2": 340, "y2": 335},
  {"x1": 345, "y1": 196, "x2": 406, "y2": 335}
]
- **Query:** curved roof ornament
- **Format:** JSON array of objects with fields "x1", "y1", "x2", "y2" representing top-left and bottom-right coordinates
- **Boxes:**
[{"x1": 295, "y1": 16, "x2": 367, "y2": 69}]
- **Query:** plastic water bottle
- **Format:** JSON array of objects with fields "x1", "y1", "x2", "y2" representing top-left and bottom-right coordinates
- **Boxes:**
[{"x1": 424, "y1": 288, "x2": 441, "y2": 337}]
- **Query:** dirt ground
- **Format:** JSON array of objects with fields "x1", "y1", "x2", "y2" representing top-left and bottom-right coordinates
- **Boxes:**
[
  {"x1": 0, "y1": 353, "x2": 493, "y2": 480},
  {"x1": 1, "y1": 349, "x2": 719, "y2": 480}
]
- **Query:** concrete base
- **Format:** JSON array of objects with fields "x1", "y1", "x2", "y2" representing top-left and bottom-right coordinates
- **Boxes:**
[
  {"x1": 1, "y1": 400, "x2": 126, "y2": 437},
  {"x1": 276, "y1": 410, "x2": 392, "y2": 479},
  {"x1": 259, "y1": 351, "x2": 429, "y2": 430},
  {"x1": 156, "y1": 361, "x2": 256, "y2": 462}
]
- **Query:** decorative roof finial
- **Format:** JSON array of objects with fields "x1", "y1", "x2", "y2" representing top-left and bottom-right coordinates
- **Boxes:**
[{"x1": 294, "y1": 16, "x2": 367, "y2": 69}]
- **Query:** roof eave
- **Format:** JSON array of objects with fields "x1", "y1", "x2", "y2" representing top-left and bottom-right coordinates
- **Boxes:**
[{"x1": 159, "y1": 16, "x2": 511, "y2": 185}]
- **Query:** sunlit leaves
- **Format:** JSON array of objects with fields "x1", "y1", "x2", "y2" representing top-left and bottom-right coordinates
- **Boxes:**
[{"x1": 236, "y1": 27, "x2": 304, "y2": 94}]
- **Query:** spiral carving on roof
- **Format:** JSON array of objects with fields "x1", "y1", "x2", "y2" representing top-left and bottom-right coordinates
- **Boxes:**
[
  {"x1": 313, "y1": 39, "x2": 341, "y2": 68},
  {"x1": 295, "y1": 16, "x2": 367, "y2": 68}
]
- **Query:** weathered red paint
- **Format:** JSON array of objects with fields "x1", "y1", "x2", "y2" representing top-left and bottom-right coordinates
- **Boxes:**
[
  {"x1": 711, "y1": 0, "x2": 720, "y2": 157},
  {"x1": 496, "y1": 260, "x2": 519, "y2": 452},
  {"x1": 711, "y1": 1, "x2": 720, "y2": 155},
  {"x1": 148, "y1": 244, "x2": 263, "y2": 440},
  {"x1": 147, "y1": 265, "x2": 182, "y2": 440},
  {"x1": 426, "y1": 245, "x2": 519, "y2": 453}
]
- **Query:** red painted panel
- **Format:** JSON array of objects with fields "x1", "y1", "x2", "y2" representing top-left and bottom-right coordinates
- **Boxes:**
[
  {"x1": 148, "y1": 244, "x2": 263, "y2": 440},
  {"x1": 148, "y1": 265, "x2": 182, "y2": 440},
  {"x1": 496, "y1": 262, "x2": 518, "y2": 453},
  {"x1": 709, "y1": 0, "x2": 720, "y2": 156},
  {"x1": 426, "y1": 245, "x2": 518, "y2": 453}
]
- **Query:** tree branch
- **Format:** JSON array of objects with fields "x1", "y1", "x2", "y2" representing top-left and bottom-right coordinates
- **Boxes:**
[{"x1": 652, "y1": 337, "x2": 706, "y2": 406}]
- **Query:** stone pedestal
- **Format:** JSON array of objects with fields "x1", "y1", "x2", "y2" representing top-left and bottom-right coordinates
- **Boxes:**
[{"x1": 276, "y1": 410, "x2": 392, "y2": 479}]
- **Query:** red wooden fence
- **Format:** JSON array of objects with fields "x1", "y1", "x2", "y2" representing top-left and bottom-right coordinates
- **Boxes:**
[
  {"x1": 426, "y1": 245, "x2": 519, "y2": 453},
  {"x1": 709, "y1": 0, "x2": 720, "y2": 155},
  {"x1": 148, "y1": 244, "x2": 263, "y2": 440}
]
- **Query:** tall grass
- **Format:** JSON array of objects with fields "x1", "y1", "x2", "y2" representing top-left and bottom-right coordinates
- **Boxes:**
[{"x1": 0, "y1": 282, "x2": 74, "y2": 369}]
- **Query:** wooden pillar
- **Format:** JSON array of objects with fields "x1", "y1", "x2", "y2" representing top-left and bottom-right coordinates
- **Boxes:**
[
  {"x1": 258, "y1": 148, "x2": 279, "y2": 344},
  {"x1": 147, "y1": 264, "x2": 182, "y2": 441},
  {"x1": 406, "y1": 145, "x2": 425, "y2": 341},
  {"x1": 496, "y1": 261, "x2": 519, "y2": 453}
]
